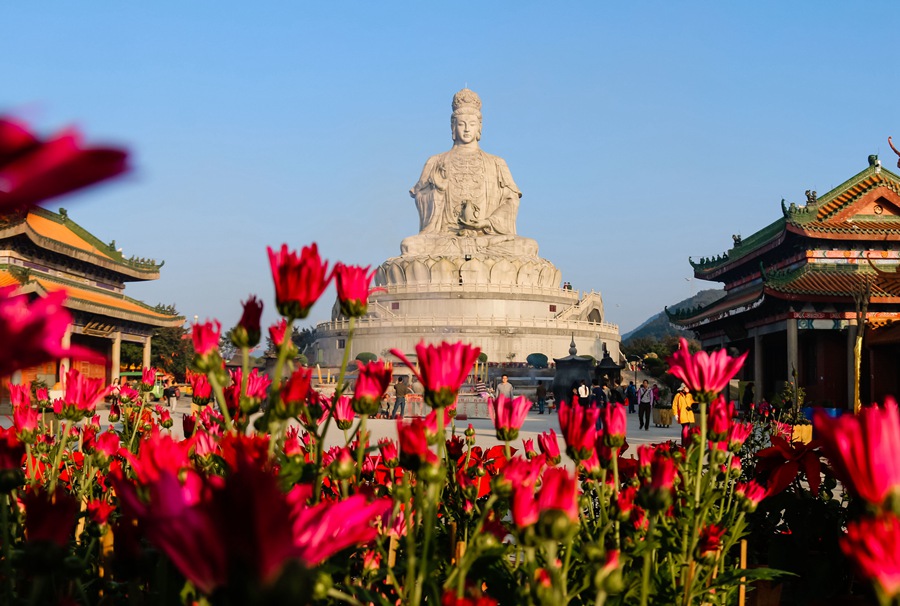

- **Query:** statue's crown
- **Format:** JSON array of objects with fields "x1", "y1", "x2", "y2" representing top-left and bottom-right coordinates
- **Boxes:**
[{"x1": 452, "y1": 88, "x2": 482, "y2": 115}]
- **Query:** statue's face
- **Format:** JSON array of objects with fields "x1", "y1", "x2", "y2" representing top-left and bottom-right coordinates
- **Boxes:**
[{"x1": 452, "y1": 114, "x2": 481, "y2": 144}]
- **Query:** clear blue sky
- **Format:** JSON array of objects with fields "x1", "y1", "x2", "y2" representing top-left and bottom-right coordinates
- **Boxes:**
[{"x1": 5, "y1": 2, "x2": 899, "y2": 340}]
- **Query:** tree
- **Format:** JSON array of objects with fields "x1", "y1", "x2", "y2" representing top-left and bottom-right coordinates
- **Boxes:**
[
  {"x1": 356, "y1": 352, "x2": 377, "y2": 364},
  {"x1": 219, "y1": 328, "x2": 238, "y2": 364},
  {"x1": 526, "y1": 353, "x2": 549, "y2": 368},
  {"x1": 150, "y1": 304, "x2": 193, "y2": 382},
  {"x1": 265, "y1": 325, "x2": 318, "y2": 357}
]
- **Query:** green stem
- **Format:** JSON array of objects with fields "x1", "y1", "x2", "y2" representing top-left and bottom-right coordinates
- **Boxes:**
[
  {"x1": 1, "y1": 492, "x2": 13, "y2": 603},
  {"x1": 326, "y1": 587, "x2": 366, "y2": 606},
  {"x1": 207, "y1": 371, "x2": 232, "y2": 432},
  {"x1": 640, "y1": 516, "x2": 657, "y2": 606},
  {"x1": 127, "y1": 399, "x2": 149, "y2": 452},
  {"x1": 355, "y1": 414, "x2": 369, "y2": 484},
  {"x1": 48, "y1": 420, "x2": 68, "y2": 493}
]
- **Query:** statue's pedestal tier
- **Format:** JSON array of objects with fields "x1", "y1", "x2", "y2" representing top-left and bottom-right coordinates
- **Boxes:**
[{"x1": 376, "y1": 253, "x2": 561, "y2": 289}]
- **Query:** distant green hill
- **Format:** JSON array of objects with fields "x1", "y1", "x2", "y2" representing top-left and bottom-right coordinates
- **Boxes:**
[{"x1": 622, "y1": 289, "x2": 725, "y2": 343}]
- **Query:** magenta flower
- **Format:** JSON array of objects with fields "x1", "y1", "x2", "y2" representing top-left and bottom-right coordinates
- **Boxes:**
[
  {"x1": 267, "y1": 243, "x2": 331, "y2": 320},
  {"x1": 522, "y1": 438, "x2": 537, "y2": 459},
  {"x1": 268, "y1": 318, "x2": 290, "y2": 348},
  {"x1": 191, "y1": 319, "x2": 221, "y2": 357},
  {"x1": 189, "y1": 373, "x2": 212, "y2": 405},
  {"x1": 538, "y1": 467, "x2": 579, "y2": 523},
  {"x1": 0, "y1": 426, "x2": 25, "y2": 490},
  {"x1": 94, "y1": 431, "x2": 120, "y2": 464},
  {"x1": 558, "y1": 398, "x2": 600, "y2": 461},
  {"x1": 56, "y1": 367, "x2": 112, "y2": 421},
  {"x1": 141, "y1": 366, "x2": 157, "y2": 390},
  {"x1": 841, "y1": 513, "x2": 900, "y2": 599},
  {"x1": 601, "y1": 402, "x2": 627, "y2": 448},
  {"x1": 223, "y1": 368, "x2": 272, "y2": 417},
  {"x1": 734, "y1": 480, "x2": 767, "y2": 512},
  {"x1": 390, "y1": 341, "x2": 480, "y2": 408},
  {"x1": 118, "y1": 384, "x2": 140, "y2": 405},
  {"x1": 728, "y1": 421, "x2": 752, "y2": 452},
  {"x1": 639, "y1": 455, "x2": 678, "y2": 511},
  {"x1": 8, "y1": 383, "x2": 30, "y2": 408},
  {"x1": 232, "y1": 295, "x2": 263, "y2": 348},
  {"x1": 277, "y1": 367, "x2": 314, "y2": 419},
  {"x1": 697, "y1": 524, "x2": 726, "y2": 559},
  {"x1": 708, "y1": 395, "x2": 734, "y2": 441},
  {"x1": 814, "y1": 398, "x2": 900, "y2": 508},
  {"x1": 352, "y1": 359, "x2": 393, "y2": 415},
  {"x1": 290, "y1": 493, "x2": 392, "y2": 566},
  {"x1": 537, "y1": 429, "x2": 561, "y2": 465},
  {"x1": 0, "y1": 116, "x2": 128, "y2": 214},
  {"x1": 13, "y1": 402, "x2": 39, "y2": 442},
  {"x1": 0, "y1": 287, "x2": 104, "y2": 378},
  {"x1": 333, "y1": 262, "x2": 377, "y2": 318},
  {"x1": 491, "y1": 394, "x2": 531, "y2": 441},
  {"x1": 378, "y1": 438, "x2": 399, "y2": 468},
  {"x1": 397, "y1": 417, "x2": 437, "y2": 471},
  {"x1": 328, "y1": 395, "x2": 356, "y2": 430},
  {"x1": 666, "y1": 338, "x2": 747, "y2": 399},
  {"x1": 511, "y1": 466, "x2": 578, "y2": 533}
]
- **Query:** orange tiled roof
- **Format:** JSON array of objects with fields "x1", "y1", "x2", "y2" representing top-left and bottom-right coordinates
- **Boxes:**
[
  {"x1": 32, "y1": 276, "x2": 174, "y2": 319},
  {"x1": 0, "y1": 270, "x2": 19, "y2": 288},
  {"x1": 26, "y1": 213, "x2": 114, "y2": 260},
  {"x1": 764, "y1": 265, "x2": 899, "y2": 301}
]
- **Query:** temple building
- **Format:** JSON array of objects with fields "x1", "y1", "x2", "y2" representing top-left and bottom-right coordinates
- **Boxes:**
[
  {"x1": 0, "y1": 207, "x2": 182, "y2": 394},
  {"x1": 668, "y1": 155, "x2": 900, "y2": 409}
]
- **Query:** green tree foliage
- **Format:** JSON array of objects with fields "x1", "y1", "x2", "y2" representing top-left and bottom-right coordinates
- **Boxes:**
[
  {"x1": 120, "y1": 342, "x2": 143, "y2": 367},
  {"x1": 355, "y1": 352, "x2": 377, "y2": 364},
  {"x1": 526, "y1": 352, "x2": 549, "y2": 368},
  {"x1": 265, "y1": 325, "x2": 317, "y2": 358},
  {"x1": 150, "y1": 304, "x2": 193, "y2": 382}
]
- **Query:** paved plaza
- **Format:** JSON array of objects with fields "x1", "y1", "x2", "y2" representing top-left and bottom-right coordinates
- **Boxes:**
[{"x1": 1, "y1": 396, "x2": 681, "y2": 465}]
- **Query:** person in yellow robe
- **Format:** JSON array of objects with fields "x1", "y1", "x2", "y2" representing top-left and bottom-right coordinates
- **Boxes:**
[{"x1": 672, "y1": 384, "x2": 695, "y2": 446}]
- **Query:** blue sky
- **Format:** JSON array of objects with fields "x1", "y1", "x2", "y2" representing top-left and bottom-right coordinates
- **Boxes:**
[{"x1": 5, "y1": 2, "x2": 899, "y2": 340}]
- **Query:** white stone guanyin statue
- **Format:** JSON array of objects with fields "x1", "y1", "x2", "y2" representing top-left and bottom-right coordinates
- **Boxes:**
[{"x1": 400, "y1": 89, "x2": 539, "y2": 257}]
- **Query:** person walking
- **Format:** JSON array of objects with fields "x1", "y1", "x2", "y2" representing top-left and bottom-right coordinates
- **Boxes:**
[
  {"x1": 637, "y1": 379, "x2": 654, "y2": 430},
  {"x1": 497, "y1": 374, "x2": 514, "y2": 399},
  {"x1": 672, "y1": 383, "x2": 696, "y2": 446},
  {"x1": 535, "y1": 381, "x2": 547, "y2": 414},
  {"x1": 392, "y1": 377, "x2": 410, "y2": 418},
  {"x1": 626, "y1": 381, "x2": 637, "y2": 414},
  {"x1": 163, "y1": 378, "x2": 179, "y2": 411}
]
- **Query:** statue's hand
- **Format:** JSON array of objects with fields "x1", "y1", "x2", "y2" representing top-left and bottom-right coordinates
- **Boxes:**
[{"x1": 460, "y1": 216, "x2": 489, "y2": 230}]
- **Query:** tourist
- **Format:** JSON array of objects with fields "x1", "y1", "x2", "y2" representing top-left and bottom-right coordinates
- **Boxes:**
[
  {"x1": 626, "y1": 380, "x2": 637, "y2": 414},
  {"x1": 577, "y1": 380, "x2": 590, "y2": 401},
  {"x1": 589, "y1": 378, "x2": 606, "y2": 408},
  {"x1": 163, "y1": 378, "x2": 179, "y2": 411},
  {"x1": 637, "y1": 380, "x2": 654, "y2": 430},
  {"x1": 497, "y1": 374, "x2": 514, "y2": 399},
  {"x1": 392, "y1": 377, "x2": 410, "y2": 418},
  {"x1": 535, "y1": 381, "x2": 547, "y2": 414},
  {"x1": 609, "y1": 378, "x2": 626, "y2": 406},
  {"x1": 672, "y1": 383, "x2": 696, "y2": 446},
  {"x1": 410, "y1": 376, "x2": 425, "y2": 416}
]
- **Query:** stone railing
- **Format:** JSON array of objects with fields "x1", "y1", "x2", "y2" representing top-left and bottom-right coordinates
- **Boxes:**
[
  {"x1": 317, "y1": 314, "x2": 619, "y2": 334},
  {"x1": 375, "y1": 282, "x2": 580, "y2": 300}
]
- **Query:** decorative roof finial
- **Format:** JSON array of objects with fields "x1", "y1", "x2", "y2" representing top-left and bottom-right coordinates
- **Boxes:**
[{"x1": 569, "y1": 335, "x2": 577, "y2": 356}]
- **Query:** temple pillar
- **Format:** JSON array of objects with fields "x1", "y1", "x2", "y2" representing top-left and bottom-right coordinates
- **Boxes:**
[
  {"x1": 753, "y1": 333, "x2": 763, "y2": 404},
  {"x1": 60, "y1": 326, "x2": 73, "y2": 388},
  {"x1": 847, "y1": 322, "x2": 856, "y2": 411},
  {"x1": 142, "y1": 336, "x2": 152, "y2": 369},
  {"x1": 111, "y1": 332, "x2": 122, "y2": 381},
  {"x1": 786, "y1": 317, "x2": 798, "y2": 384}
]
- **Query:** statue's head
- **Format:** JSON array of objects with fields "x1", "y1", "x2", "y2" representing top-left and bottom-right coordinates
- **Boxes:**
[{"x1": 450, "y1": 88, "x2": 482, "y2": 144}]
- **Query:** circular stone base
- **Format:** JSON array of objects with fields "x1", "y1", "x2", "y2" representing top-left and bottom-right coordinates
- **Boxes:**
[{"x1": 377, "y1": 254, "x2": 561, "y2": 289}]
